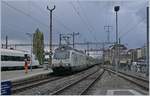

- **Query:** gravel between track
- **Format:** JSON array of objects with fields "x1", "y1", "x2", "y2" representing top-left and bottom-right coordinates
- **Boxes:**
[
  {"x1": 14, "y1": 66, "x2": 99, "y2": 95},
  {"x1": 57, "y1": 68, "x2": 104, "y2": 95}
]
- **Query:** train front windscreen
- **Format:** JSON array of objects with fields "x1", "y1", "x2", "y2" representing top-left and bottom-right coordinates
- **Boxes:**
[{"x1": 53, "y1": 50, "x2": 70, "y2": 60}]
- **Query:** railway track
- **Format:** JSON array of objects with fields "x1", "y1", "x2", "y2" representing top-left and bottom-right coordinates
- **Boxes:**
[
  {"x1": 118, "y1": 71, "x2": 149, "y2": 82},
  {"x1": 49, "y1": 68, "x2": 105, "y2": 95},
  {"x1": 104, "y1": 68, "x2": 149, "y2": 91},
  {"x1": 14, "y1": 65, "x2": 100, "y2": 95},
  {"x1": 12, "y1": 75, "x2": 63, "y2": 94},
  {"x1": 12, "y1": 66, "x2": 148, "y2": 95}
]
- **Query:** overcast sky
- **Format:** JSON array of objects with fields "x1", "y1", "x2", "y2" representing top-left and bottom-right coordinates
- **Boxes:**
[{"x1": 1, "y1": 0, "x2": 149, "y2": 52}]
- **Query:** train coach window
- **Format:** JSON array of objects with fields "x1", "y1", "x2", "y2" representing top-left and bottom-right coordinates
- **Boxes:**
[
  {"x1": 1, "y1": 55, "x2": 25, "y2": 61},
  {"x1": 1, "y1": 55, "x2": 8, "y2": 61},
  {"x1": 18, "y1": 57, "x2": 24, "y2": 61},
  {"x1": 1, "y1": 55, "x2": 6, "y2": 61}
]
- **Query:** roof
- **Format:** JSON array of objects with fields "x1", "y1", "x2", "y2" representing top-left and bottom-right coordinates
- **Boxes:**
[
  {"x1": 55, "y1": 45, "x2": 85, "y2": 54},
  {"x1": 1, "y1": 48, "x2": 29, "y2": 52},
  {"x1": 109, "y1": 44, "x2": 127, "y2": 50},
  {"x1": 127, "y1": 49, "x2": 135, "y2": 52},
  {"x1": 1, "y1": 48, "x2": 29, "y2": 56}
]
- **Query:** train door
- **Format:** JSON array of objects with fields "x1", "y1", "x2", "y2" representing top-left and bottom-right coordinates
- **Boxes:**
[{"x1": 71, "y1": 52, "x2": 78, "y2": 67}]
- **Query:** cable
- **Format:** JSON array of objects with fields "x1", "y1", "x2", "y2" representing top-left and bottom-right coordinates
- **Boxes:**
[
  {"x1": 77, "y1": 0, "x2": 105, "y2": 43},
  {"x1": 32, "y1": 1, "x2": 75, "y2": 34},
  {"x1": 2, "y1": 24, "x2": 27, "y2": 41},
  {"x1": 2, "y1": 1, "x2": 49, "y2": 29},
  {"x1": 54, "y1": 16, "x2": 73, "y2": 32},
  {"x1": 119, "y1": 16, "x2": 146, "y2": 39},
  {"x1": 119, "y1": 5, "x2": 147, "y2": 35},
  {"x1": 33, "y1": 1, "x2": 89, "y2": 46},
  {"x1": 29, "y1": 1, "x2": 62, "y2": 34},
  {"x1": 32, "y1": 1, "x2": 88, "y2": 44},
  {"x1": 70, "y1": 2, "x2": 98, "y2": 42},
  {"x1": 77, "y1": 0, "x2": 98, "y2": 37},
  {"x1": 30, "y1": 1, "x2": 88, "y2": 46}
]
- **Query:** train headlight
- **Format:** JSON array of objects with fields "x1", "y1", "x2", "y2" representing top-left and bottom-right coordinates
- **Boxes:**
[
  {"x1": 65, "y1": 63, "x2": 68, "y2": 66},
  {"x1": 62, "y1": 63, "x2": 69, "y2": 67},
  {"x1": 54, "y1": 63, "x2": 58, "y2": 67}
]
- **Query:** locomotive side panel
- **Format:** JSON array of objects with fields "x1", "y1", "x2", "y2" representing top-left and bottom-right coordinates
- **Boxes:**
[{"x1": 70, "y1": 51, "x2": 88, "y2": 72}]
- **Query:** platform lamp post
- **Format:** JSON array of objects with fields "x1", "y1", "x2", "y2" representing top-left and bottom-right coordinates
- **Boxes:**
[
  {"x1": 146, "y1": 7, "x2": 149, "y2": 76},
  {"x1": 26, "y1": 33, "x2": 33, "y2": 71},
  {"x1": 114, "y1": 6, "x2": 120, "y2": 73},
  {"x1": 47, "y1": 5, "x2": 56, "y2": 67}
]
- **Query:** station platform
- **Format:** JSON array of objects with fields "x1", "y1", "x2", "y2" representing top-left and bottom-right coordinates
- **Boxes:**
[
  {"x1": 119, "y1": 70, "x2": 149, "y2": 80},
  {"x1": 103, "y1": 65, "x2": 149, "y2": 80},
  {"x1": 1, "y1": 68, "x2": 53, "y2": 81}
]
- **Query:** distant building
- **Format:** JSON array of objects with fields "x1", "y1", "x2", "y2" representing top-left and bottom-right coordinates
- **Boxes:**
[
  {"x1": 127, "y1": 46, "x2": 146, "y2": 63},
  {"x1": 127, "y1": 49, "x2": 137, "y2": 62},
  {"x1": 104, "y1": 43, "x2": 147, "y2": 71},
  {"x1": 141, "y1": 45, "x2": 146, "y2": 60},
  {"x1": 104, "y1": 44, "x2": 127, "y2": 64},
  {"x1": 137, "y1": 48, "x2": 142, "y2": 59}
]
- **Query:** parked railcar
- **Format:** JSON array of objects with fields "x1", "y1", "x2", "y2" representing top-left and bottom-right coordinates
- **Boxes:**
[
  {"x1": 1, "y1": 48, "x2": 39, "y2": 71},
  {"x1": 51, "y1": 45, "x2": 100, "y2": 73}
]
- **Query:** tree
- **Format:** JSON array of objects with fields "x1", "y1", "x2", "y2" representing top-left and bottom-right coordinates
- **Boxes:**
[{"x1": 33, "y1": 28, "x2": 44, "y2": 64}]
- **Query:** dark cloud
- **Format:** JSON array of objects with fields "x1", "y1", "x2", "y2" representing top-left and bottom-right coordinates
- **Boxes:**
[{"x1": 1, "y1": 0, "x2": 148, "y2": 50}]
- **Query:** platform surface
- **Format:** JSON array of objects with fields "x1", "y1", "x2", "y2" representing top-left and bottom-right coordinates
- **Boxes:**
[{"x1": 1, "y1": 68, "x2": 52, "y2": 81}]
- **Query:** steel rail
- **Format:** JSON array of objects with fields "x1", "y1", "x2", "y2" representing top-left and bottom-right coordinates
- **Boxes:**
[
  {"x1": 105, "y1": 66, "x2": 148, "y2": 82},
  {"x1": 13, "y1": 65, "x2": 99, "y2": 94},
  {"x1": 50, "y1": 68, "x2": 104, "y2": 95},
  {"x1": 118, "y1": 71, "x2": 149, "y2": 83},
  {"x1": 12, "y1": 74, "x2": 50, "y2": 87},
  {"x1": 104, "y1": 68, "x2": 149, "y2": 91},
  {"x1": 12, "y1": 76, "x2": 63, "y2": 94},
  {"x1": 79, "y1": 69, "x2": 105, "y2": 95}
]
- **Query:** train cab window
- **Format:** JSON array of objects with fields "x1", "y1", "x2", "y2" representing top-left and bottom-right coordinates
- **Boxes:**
[{"x1": 53, "y1": 51, "x2": 70, "y2": 59}]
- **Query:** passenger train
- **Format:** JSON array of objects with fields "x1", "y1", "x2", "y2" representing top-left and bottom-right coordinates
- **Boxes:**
[
  {"x1": 51, "y1": 45, "x2": 100, "y2": 73},
  {"x1": 1, "y1": 48, "x2": 39, "y2": 71}
]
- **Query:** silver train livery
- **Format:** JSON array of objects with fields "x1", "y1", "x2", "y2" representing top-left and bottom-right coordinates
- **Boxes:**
[
  {"x1": 1, "y1": 48, "x2": 39, "y2": 71},
  {"x1": 51, "y1": 45, "x2": 100, "y2": 73}
]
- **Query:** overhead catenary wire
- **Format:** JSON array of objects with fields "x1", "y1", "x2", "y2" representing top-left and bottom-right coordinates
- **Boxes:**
[
  {"x1": 119, "y1": 16, "x2": 146, "y2": 39},
  {"x1": 2, "y1": 1, "x2": 60, "y2": 42},
  {"x1": 30, "y1": 1, "x2": 71, "y2": 34},
  {"x1": 32, "y1": 1, "x2": 87, "y2": 46},
  {"x1": 3, "y1": 1, "x2": 68, "y2": 36},
  {"x1": 2, "y1": 1, "x2": 89, "y2": 46},
  {"x1": 77, "y1": 0, "x2": 98, "y2": 40},
  {"x1": 2, "y1": 1, "x2": 61, "y2": 48},
  {"x1": 2, "y1": 1, "x2": 53, "y2": 40},
  {"x1": 2, "y1": 1, "x2": 49, "y2": 30},
  {"x1": 119, "y1": 4, "x2": 147, "y2": 36},
  {"x1": 70, "y1": 2, "x2": 98, "y2": 42},
  {"x1": 49, "y1": 1, "x2": 88, "y2": 44},
  {"x1": 29, "y1": 1, "x2": 61, "y2": 34},
  {"x1": 33, "y1": 1, "x2": 88, "y2": 45}
]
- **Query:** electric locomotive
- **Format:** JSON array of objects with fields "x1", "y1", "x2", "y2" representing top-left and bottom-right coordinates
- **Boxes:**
[{"x1": 51, "y1": 45, "x2": 99, "y2": 73}]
